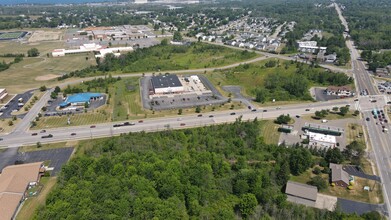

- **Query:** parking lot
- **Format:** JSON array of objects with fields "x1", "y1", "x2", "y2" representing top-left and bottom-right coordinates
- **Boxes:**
[
  {"x1": 16, "y1": 147, "x2": 74, "y2": 176},
  {"x1": 141, "y1": 74, "x2": 228, "y2": 110},
  {"x1": 314, "y1": 88, "x2": 340, "y2": 101},
  {"x1": 0, "y1": 90, "x2": 34, "y2": 119}
]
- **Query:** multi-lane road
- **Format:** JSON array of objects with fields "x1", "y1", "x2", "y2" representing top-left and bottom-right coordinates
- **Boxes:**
[
  {"x1": 0, "y1": 99, "x2": 353, "y2": 147},
  {"x1": 335, "y1": 2, "x2": 391, "y2": 217}
]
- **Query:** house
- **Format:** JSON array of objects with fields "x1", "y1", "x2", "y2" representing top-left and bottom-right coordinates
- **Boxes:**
[
  {"x1": 285, "y1": 181, "x2": 318, "y2": 207},
  {"x1": 0, "y1": 162, "x2": 45, "y2": 220},
  {"x1": 330, "y1": 163, "x2": 350, "y2": 187},
  {"x1": 325, "y1": 85, "x2": 353, "y2": 97},
  {"x1": 324, "y1": 53, "x2": 337, "y2": 63}
]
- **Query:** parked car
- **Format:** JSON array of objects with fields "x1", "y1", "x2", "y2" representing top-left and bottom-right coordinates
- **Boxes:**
[{"x1": 366, "y1": 117, "x2": 370, "y2": 121}]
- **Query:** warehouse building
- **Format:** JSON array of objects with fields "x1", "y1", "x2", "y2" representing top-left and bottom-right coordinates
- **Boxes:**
[
  {"x1": 151, "y1": 74, "x2": 184, "y2": 94},
  {"x1": 59, "y1": 93, "x2": 103, "y2": 108},
  {"x1": 285, "y1": 181, "x2": 318, "y2": 207}
]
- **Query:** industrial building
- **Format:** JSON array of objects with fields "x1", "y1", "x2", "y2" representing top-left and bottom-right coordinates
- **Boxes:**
[
  {"x1": 59, "y1": 93, "x2": 103, "y2": 108},
  {"x1": 0, "y1": 162, "x2": 45, "y2": 220},
  {"x1": 151, "y1": 74, "x2": 184, "y2": 94},
  {"x1": 0, "y1": 88, "x2": 7, "y2": 102},
  {"x1": 308, "y1": 131, "x2": 337, "y2": 148},
  {"x1": 52, "y1": 43, "x2": 133, "y2": 58}
]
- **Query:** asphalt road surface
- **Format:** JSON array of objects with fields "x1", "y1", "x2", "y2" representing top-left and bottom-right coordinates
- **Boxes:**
[{"x1": 0, "y1": 99, "x2": 353, "y2": 148}]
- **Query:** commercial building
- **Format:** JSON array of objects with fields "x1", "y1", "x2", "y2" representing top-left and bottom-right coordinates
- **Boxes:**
[
  {"x1": 297, "y1": 41, "x2": 327, "y2": 54},
  {"x1": 285, "y1": 181, "x2": 318, "y2": 207},
  {"x1": 308, "y1": 131, "x2": 337, "y2": 148},
  {"x1": 151, "y1": 74, "x2": 184, "y2": 94},
  {"x1": 52, "y1": 43, "x2": 133, "y2": 58},
  {"x1": 0, "y1": 88, "x2": 7, "y2": 102},
  {"x1": 0, "y1": 162, "x2": 45, "y2": 220},
  {"x1": 325, "y1": 85, "x2": 353, "y2": 97},
  {"x1": 330, "y1": 163, "x2": 350, "y2": 187},
  {"x1": 59, "y1": 92, "x2": 103, "y2": 108}
]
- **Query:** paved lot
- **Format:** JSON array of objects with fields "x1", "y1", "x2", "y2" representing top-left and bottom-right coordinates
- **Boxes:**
[
  {"x1": 0, "y1": 147, "x2": 18, "y2": 171},
  {"x1": 315, "y1": 193, "x2": 337, "y2": 211},
  {"x1": 314, "y1": 88, "x2": 345, "y2": 101},
  {"x1": 343, "y1": 165, "x2": 381, "y2": 182},
  {"x1": 338, "y1": 198, "x2": 388, "y2": 216},
  {"x1": 141, "y1": 75, "x2": 227, "y2": 110},
  {"x1": 222, "y1": 85, "x2": 255, "y2": 109},
  {"x1": 16, "y1": 147, "x2": 74, "y2": 176},
  {"x1": 44, "y1": 95, "x2": 106, "y2": 117},
  {"x1": 0, "y1": 90, "x2": 34, "y2": 119}
]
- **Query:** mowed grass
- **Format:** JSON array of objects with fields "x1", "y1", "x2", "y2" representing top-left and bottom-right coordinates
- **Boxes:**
[
  {"x1": 206, "y1": 58, "x2": 297, "y2": 97},
  {"x1": 34, "y1": 112, "x2": 110, "y2": 130},
  {"x1": 259, "y1": 120, "x2": 280, "y2": 145},
  {"x1": 18, "y1": 142, "x2": 72, "y2": 152},
  {"x1": 290, "y1": 167, "x2": 383, "y2": 204},
  {"x1": 0, "y1": 40, "x2": 96, "y2": 93},
  {"x1": 16, "y1": 177, "x2": 57, "y2": 220}
]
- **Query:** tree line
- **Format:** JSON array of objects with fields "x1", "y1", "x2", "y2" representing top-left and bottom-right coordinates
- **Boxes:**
[{"x1": 35, "y1": 119, "x2": 380, "y2": 219}]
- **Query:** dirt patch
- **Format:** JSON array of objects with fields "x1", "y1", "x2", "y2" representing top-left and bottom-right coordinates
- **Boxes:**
[
  {"x1": 35, "y1": 74, "x2": 60, "y2": 81},
  {"x1": 28, "y1": 31, "x2": 62, "y2": 42}
]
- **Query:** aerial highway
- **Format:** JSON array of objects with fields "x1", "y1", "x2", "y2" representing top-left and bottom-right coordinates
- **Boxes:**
[
  {"x1": 335, "y1": 2, "x2": 391, "y2": 217},
  {"x1": 0, "y1": 99, "x2": 353, "y2": 147}
]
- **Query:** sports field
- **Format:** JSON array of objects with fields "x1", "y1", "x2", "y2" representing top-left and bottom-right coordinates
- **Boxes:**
[{"x1": 0, "y1": 31, "x2": 26, "y2": 40}]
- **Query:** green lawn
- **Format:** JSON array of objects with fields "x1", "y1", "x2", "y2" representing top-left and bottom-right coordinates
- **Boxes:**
[
  {"x1": 303, "y1": 110, "x2": 358, "y2": 122},
  {"x1": 259, "y1": 120, "x2": 280, "y2": 145}
]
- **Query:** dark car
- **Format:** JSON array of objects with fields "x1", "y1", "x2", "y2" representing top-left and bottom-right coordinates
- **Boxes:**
[
  {"x1": 113, "y1": 124, "x2": 122, "y2": 127},
  {"x1": 40, "y1": 129, "x2": 46, "y2": 133},
  {"x1": 305, "y1": 109, "x2": 310, "y2": 111},
  {"x1": 197, "y1": 114, "x2": 203, "y2": 117},
  {"x1": 71, "y1": 133, "x2": 77, "y2": 136},
  {"x1": 90, "y1": 125, "x2": 96, "y2": 128},
  {"x1": 41, "y1": 134, "x2": 53, "y2": 139},
  {"x1": 263, "y1": 109, "x2": 267, "y2": 112},
  {"x1": 180, "y1": 123, "x2": 186, "y2": 126},
  {"x1": 251, "y1": 109, "x2": 257, "y2": 112},
  {"x1": 209, "y1": 115, "x2": 214, "y2": 118},
  {"x1": 138, "y1": 120, "x2": 144, "y2": 123},
  {"x1": 296, "y1": 115, "x2": 301, "y2": 118},
  {"x1": 248, "y1": 106, "x2": 252, "y2": 109},
  {"x1": 31, "y1": 133, "x2": 38, "y2": 136},
  {"x1": 0, "y1": 138, "x2": 3, "y2": 141},
  {"x1": 366, "y1": 117, "x2": 370, "y2": 121},
  {"x1": 230, "y1": 112, "x2": 236, "y2": 115},
  {"x1": 371, "y1": 100, "x2": 377, "y2": 103}
]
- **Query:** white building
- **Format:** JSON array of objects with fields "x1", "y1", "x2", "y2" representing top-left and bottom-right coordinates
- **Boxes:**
[
  {"x1": 308, "y1": 131, "x2": 336, "y2": 148},
  {"x1": 52, "y1": 43, "x2": 133, "y2": 58},
  {"x1": 297, "y1": 41, "x2": 327, "y2": 53},
  {"x1": 0, "y1": 88, "x2": 8, "y2": 102},
  {"x1": 151, "y1": 74, "x2": 184, "y2": 94}
]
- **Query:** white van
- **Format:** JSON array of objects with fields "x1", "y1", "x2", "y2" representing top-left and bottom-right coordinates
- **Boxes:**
[{"x1": 321, "y1": 119, "x2": 328, "y2": 123}]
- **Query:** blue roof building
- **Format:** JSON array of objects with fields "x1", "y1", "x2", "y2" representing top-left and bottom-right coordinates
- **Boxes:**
[{"x1": 59, "y1": 93, "x2": 102, "y2": 108}]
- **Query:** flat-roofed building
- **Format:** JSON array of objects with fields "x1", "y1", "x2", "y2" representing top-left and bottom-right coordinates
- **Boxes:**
[
  {"x1": 308, "y1": 131, "x2": 337, "y2": 148},
  {"x1": 0, "y1": 162, "x2": 45, "y2": 220},
  {"x1": 151, "y1": 74, "x2": 184, "y2": 94},
  {"x1": 0, "y1": 88, "x2": 7, "y2": 102},
  {"x1": 285, "y1": 181, "x2": 318, "y2": 207}
]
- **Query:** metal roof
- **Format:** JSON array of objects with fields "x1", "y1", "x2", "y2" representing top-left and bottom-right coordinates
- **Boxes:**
[
  {"x1": 151, "y1": 74, "x2": 183, "y2": 89},
  {"x1": 60, "y1": 93, "x2": 102, "y2": 107},
  {"x1": 285, "y1": 181, "x2": 318, "y2": 201}
]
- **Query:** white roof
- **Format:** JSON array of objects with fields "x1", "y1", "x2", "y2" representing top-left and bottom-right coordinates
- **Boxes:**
[{"x1": 308, "y1": 132, "x2": 336, "y2": 144}]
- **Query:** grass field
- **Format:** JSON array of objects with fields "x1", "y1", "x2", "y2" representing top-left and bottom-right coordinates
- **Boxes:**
[
  {"x1": 16, "y1": 177, "x2": 57, "y2": 220},
  {"x1": 303, "y1": 110, "x2": 358, "y2": 122},
  {"x1": 290, "y1": 167, "x2": 383, "y2": 204},
  {"x1": 259, "y1": 120, "x2": 280, "y2": 145},
  {"x1": 34, "y1": 77, "x2": 245, "y2": 129},
  {"x1": 346, "y1": 123, "x2": 364, "y2": 144},
  {"x1": 18, "y1": 142, "x2": 73, "y2": 153}
]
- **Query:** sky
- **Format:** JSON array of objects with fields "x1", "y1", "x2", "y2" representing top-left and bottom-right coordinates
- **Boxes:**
[{"x1": 1, "y1": 0, "x2": 111, "y2": 5}]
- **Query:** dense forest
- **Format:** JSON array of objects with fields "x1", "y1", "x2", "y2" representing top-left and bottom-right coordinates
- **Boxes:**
[
  {"x1": 339, "y1": 0, "x2": 391, "y2": 50},
  {"x1": 35, "y1": 120, "x2": 379, "y2": 219}
]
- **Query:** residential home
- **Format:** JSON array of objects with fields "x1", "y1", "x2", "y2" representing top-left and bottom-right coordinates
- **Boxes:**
[{"x1": 329, "y1": 163, "x2": 350, "y2": 187}]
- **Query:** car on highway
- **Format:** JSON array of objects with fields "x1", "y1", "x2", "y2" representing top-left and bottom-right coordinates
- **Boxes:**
[
  {"x1": 138, "y1": 120, "x2": 144, "y2": 123},
  {"x1": 230, "y1": 112, "x2": 236, "y2": 115},
  {"x1": 0, "y1": 138, "x2": 3, "y2": 141},
  {"x1": 263, "y1": 109, "x2": 267, "y2": 112},
  {"x1": 90, "y1": 125, "x2": 96, "y2": 128},
  {"x1": 296, "y1": 115, "x2": 300, "y2": 118},
  {"x1": 41, "y1": 134, "x2": 53, "y2": 139},
  {"x1": 180, "y1": 123, "x2": 186, "y2": 126},
  {"x1": 209, "y1": 115, "x2": 214, "y2": 118},
  {"x1": 40, "y1": 130, "x2": 46, "y2": 133},
  {"x1": 197, "y1": 114, "x2": 203, "y2": 117},
  {"x1": 124, "y1": 122, "x2": 136, "y2": 126},
  {"x1": 305, "y1": 109, "x2": 310, "y2": 111},
  {"x1": 71, "y1": 133, "x2": 76, "y2": 136},
  {"x1": 31, "y1": 133, "x2": 38, "y2": 136},
  {"x1": 251, "y1": 109, "x2": 256, "y2": 112},
  {"x1": 371, "y1": 100, "x2": 377, "y2": 103},
  {"x1": 354, "y1": 99, "x2": 359, "y2": 101}
]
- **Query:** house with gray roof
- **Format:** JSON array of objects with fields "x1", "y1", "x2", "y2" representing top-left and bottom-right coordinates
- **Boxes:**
[
  {"x1": 330, "y1": 163, "x2": 350, "y2": 187},
  {"x1": 285, "y1": 181, "x2": 318, "y2": 207}
]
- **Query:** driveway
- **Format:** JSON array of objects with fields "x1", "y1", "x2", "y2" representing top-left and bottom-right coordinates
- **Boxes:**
[
  {"x1": 343, "y1": 165, "x2": 381, "y2": 182},
  {"x1": 222, "y1": 85, "x2": 255, "y2": 109},
  {"x1": 337, "y1": 198, "x2": 388, "y2": 216}
]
